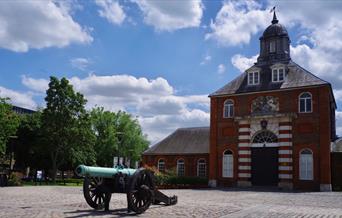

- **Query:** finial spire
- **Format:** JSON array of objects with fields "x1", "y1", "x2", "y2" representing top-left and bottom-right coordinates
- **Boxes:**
[{"x1": 271, "y1": 7, "x2": 278, "y2": 24}]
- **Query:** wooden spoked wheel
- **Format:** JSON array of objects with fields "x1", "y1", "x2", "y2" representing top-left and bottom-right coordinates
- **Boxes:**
[
  {"x1": 127, "y1": 169, "x2": 155, "y2": 214},
  {"x1": 83, "y1": 177, "x2": 111, "y2": 210}
]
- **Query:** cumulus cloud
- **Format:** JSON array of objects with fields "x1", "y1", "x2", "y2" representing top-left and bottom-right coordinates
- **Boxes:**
[
  {"x1": 21, "y1": 75, "x2": 49, "y2": 93},
  {"x1": 134, "y1": 0, "x2": 203, "y2": 31},
  {"x1": 231, "y1": 54, "x2": 258, "y2": 72},
  {"x1": 21, "y1": 74, "x2": 209, "y2": 144},
  {"x1": 217, "y1": 64, "x2": 226, "y2": 74},
  {"x1": 139, "y1": 108, "x2": 209, "y2": 144},
  {"x1": 0, "y1": 1, "x2": 92, "y2": 52},
  {"x1": 0, "y1": 86, "x2": 37, "y2": 109},
  {"x1": 205, "y1": 0, "x2": 269, "y2": 46},
  {"x1": 95, "y1": 0, "x2": 126, "y2": 25},
  {"x1": 200, "y1": 54, "x2": 212, "y2": 65},
  {"x1": 70, "y1": 58, "x2": 91, "y2": 71}
]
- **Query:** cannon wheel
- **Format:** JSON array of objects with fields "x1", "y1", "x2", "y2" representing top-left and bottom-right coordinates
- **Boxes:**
[
  {"x1": 83, "y1": 177, "x2": 111, "y2": 210},
  {"x1": 127, "y1": 169, "x2": 155, "y2": 214}
]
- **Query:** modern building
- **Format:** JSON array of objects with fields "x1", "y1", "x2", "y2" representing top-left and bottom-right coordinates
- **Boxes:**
[{"x1": 143, "y1": 12, "x2": 336, "y2": 191}]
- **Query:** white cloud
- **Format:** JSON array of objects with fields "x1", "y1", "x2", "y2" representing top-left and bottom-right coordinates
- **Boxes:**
[
  {"x1": 95, "y1": 0, "x2": 126, "y2": 25},
  {"x1": 21, "y1": 75, "x2": 49, "y2": 93},
  {"x1": 70, "y1": 58, "x2": 91, "y2": 71},
  {"x1": 217, "y1": 64, "x2": 226, "y2": 74},
  {"x1": 0, "y1": 86, "x2": 37, "y2": 109},
  {"x1": 206, "y1": 1, "x2": 269, "y2": 46},
  {"x1": 21, "y1": 74, "x2": 209, "y2": 144},
  {"x1": 335, "y1": 111, "x2": 342, "y2": 137},
  {"x1": 139, "y1": 108, "x2": 209, "y2": 144},
  {"x1": 0, "y1": 1, "x2": 92, "y2": 52},
  {"x1": 200, "y1": 54, "x2": 212, "y2": 65},
  {"x1": 231, "y1": 54, "x2": 258, "y2": 72},
  {"x1": 134, "y1": 0, "x2": 203, "y2": 31}
]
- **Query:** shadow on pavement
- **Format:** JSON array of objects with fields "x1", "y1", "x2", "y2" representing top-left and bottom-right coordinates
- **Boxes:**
[
  {"x1": 64, "y1": 205, "x2": 164, "y2": 218},
  {"x1": 64, "y1": 208, "x2": 135, "y2": 218}
]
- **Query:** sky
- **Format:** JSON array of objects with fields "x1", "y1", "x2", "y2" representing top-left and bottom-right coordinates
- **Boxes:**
[{"x1": 1, "y1": 0, "x2": 342, "y2": 144}]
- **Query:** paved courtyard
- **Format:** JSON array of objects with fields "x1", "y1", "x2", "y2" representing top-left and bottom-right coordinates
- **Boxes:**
[{"x1": 0, "y1": 186, "x2": 342, "y2": 217}]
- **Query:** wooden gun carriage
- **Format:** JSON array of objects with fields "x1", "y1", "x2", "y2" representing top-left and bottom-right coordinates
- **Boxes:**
[{"x1": 75, "y1": 165, "x2": 177, "y2": 214}]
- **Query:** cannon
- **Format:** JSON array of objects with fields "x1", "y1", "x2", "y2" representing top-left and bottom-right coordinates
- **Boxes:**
[{"x1": 75, "y1": 165, "x2": 177, "y2": 214}]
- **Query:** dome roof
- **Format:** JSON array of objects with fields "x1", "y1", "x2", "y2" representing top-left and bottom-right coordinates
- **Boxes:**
[{"x1": 262, "y1": 11, "x2": 288, "y2": 38}]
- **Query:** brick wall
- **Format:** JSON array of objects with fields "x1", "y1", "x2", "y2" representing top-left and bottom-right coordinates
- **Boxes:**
[
  {"x1": 210, "y1": 85, "x2": 334, "y2": 190},
  {"x1": 142, "y1": 154, "x2": 209, "y2": 177}
]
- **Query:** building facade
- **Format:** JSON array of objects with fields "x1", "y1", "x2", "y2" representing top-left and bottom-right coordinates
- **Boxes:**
[
  {"x1": 143, "y1": 127, "x2": 209, "y2": 178},
  {"x1": 209, "y1": 12, "x2": 336, "y2": 191},
  {"x1": 142, "y1": 13, "x2": 336, "y2": 191}
]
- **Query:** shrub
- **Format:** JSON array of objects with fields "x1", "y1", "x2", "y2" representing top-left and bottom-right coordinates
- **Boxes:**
[{"x1": 8, "y1": 174, "x2": 22, "y2": 186}]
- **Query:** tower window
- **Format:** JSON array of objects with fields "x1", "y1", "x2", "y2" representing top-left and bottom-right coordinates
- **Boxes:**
[
  {"x1": 270, "y1": 40, "x2": 276, "y2": 53},
  {"x1": 248, "y1": 72, "x2": 259, "y2": 85},
  {"x1": 223, "y1": 99, "x2": 234, "y2": 118},
  {"x1": 300, "y1": 149, "x2": 313, "y2": 180},
  {"x1": 299, "y1": 92, "x2": 312, "y2": 113},
  {"x1": 223, "y1": 150, "x2": 233, "y2": 178},
  {"x1": 272, "y1": 68, "x2": 285, "y2": 82}
]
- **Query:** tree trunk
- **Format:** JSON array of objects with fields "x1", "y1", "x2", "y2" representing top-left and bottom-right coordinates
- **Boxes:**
[{"x1": 51, "y1": 152, "x2": 58, "y2": 184}]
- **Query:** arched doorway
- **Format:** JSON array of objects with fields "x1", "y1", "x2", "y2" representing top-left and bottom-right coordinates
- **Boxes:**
[{"x1": 251, "y1": 130, "x2": 279, "y2": 186}]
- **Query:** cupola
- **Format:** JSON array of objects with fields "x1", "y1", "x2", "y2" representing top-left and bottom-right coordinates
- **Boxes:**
[{"x1": 257, "y1": 11, "x2": 291, "y2": 65}]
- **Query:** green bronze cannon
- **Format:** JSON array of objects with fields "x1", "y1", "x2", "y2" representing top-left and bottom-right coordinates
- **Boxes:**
[{"x1": 75, "y1": 165, "x2": 177, "y2": 214}]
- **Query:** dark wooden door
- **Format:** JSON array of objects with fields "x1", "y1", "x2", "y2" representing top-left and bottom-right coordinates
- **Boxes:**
[{"x1": 251, "y1": 147, "x2": 278, "y2": 186}]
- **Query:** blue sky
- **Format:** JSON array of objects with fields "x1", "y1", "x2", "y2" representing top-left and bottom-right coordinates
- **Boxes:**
[{"x1": 1, "y1": 0, "x2": 342, "y2": 143}]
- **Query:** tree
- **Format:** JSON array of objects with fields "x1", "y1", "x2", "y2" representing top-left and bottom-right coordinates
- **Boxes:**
[
  {"x1": 90, "y1": 108, "x2": 149, "y2": 167},
  {"x1": 114, "y1": 111, "x2": 149, "y2": 165},
  {"x1": 14, "y1": 112, "x2": 45, "y2": 170},
  {"x1": 41, "y1": 77, "x2": 95, "y2": 182},
  {"x1": 91, "y1": 107, "x2": 119, "y2": 167},
  {"x1": 0, "y1": 97, "x2": 20, "y2": 156}
]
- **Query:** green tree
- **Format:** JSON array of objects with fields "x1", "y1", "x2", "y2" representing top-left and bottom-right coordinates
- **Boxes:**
[
  {"x1": 14, "y1": 112, "x2": 45, "y2": 170},
  {"x1": 41, "y1": 77, "x2": 95, "y2": 182},
  {"x1": 114, "y1": 111, "x2": 149, "y2": 165},
  {"x1": 0, "y1": 97, "x2": 20, "y2": 155},
  {"x1": 90, "y1": 108, "x2": 149, "y2": 167},
  {"x1": 91, "y1": 107, "x2": 119, "y2": 167}
]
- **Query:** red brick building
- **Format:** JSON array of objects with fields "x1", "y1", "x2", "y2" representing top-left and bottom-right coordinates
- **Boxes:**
[
  {"x1": 143, "y1": 127, "x2": 209, "y2": 177},
  {"x1": 143, "y1": 12, "x2": 336, "y2": 191}
]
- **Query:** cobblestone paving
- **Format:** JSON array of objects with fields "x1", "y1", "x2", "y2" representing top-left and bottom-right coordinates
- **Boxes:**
[{"x1": 0, "y1": 186, "x2": 342, "y2": 217}]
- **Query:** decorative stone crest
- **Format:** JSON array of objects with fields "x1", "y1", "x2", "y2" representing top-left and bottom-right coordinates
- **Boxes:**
[{"x1": 251, "y1": 96, "x2": 279, "y2": 115}]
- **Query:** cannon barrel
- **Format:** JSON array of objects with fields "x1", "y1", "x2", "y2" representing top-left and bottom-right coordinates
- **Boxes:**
[{"x1": 75, "y1": 165, "x2": 137, "y2": 178}]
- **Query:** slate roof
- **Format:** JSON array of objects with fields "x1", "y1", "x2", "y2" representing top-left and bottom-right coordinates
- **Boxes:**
[
  {"x1": 143, "y1": 127, "x2": 209, "y2": 155},
  {"x1": 209, "y1": 61, "x2": 330, "y2": 97}
]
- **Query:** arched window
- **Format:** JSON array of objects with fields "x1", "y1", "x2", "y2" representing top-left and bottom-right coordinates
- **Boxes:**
[
  {"x1": 299, "y1": 92, "x2": 312, "y2": 113},
  {"x1": 222, "y1": 150, "x2": 233, "y2": 178},
  {"x1": 197, "y1": 159, "x2": 206, "y2": 177},
  {"x1": 157, "y1": 159, "x2": 165, "y2": 172},
  {"x1": 223, "y1": 100, "x2": 234, "y2": 118},
  {"x1": 177, "y1": 159, "x2": 185, "y2": 176},
  {"x1": 300, "y1": 149, "x2": 313, "y2": 180},
  {"x1": 252, "y1": 130, "x2": 278, "y2": 143}
]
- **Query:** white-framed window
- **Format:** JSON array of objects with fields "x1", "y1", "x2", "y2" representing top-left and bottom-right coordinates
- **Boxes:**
[
  {"x1": 300, "y1": 149, "x2": 313, "y2": 180},
  {"x1": 157, "y1": 159, "x2": 165, "y2": 172},
  {"x1": 197, "y1": 159, "x2": 206, "y2": 177},
  {"x1": 299, "y1": 92, "x2": 312, "y2": 113},
  {"x1": 272, "y1": 68, "x2": 285, "y2": 82},
  {"x1": 177, "y1": 159, "x2": 185, "y2": 176},
  {"x1": 248, "y1": 72, "x2": 259, "y2": 85},
  {"x1": 222, "y1": 150, "x2": 233, "y2": 178},
  {"x1": 270, "y1": 40, "x2": 276, "y2": 53},
  {"x1": 223, "y1": 99, "x2": 234, "y2": 118}
]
